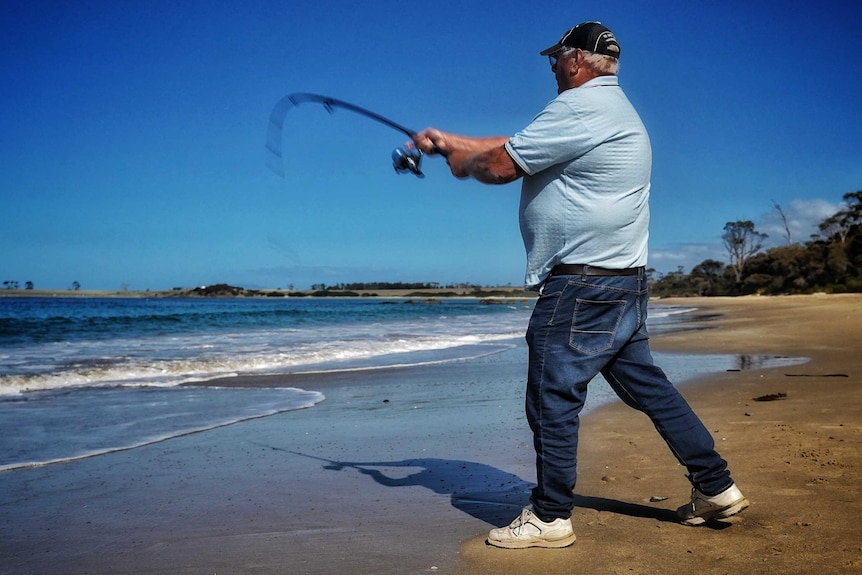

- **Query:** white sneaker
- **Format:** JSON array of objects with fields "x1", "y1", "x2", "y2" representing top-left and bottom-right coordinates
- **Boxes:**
[
  {"x1": 677, "y1": 483, "x2": 749, "y2": 525},
  {"x1": 487, "y1": 507, "x2": 576, "y2": 549}
]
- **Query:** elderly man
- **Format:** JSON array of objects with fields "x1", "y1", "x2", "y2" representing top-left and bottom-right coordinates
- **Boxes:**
[{"x1": 412, "y1": 21, "x2": 748, "y2": 549}]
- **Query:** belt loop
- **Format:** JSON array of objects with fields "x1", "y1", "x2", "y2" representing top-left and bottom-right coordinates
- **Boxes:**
[
  {"x1": 581, "y1": 265, "x2": 589, "y2": 280},
  {"x1": 538, "y1": 274, "x2": 549, "y2": 295}
]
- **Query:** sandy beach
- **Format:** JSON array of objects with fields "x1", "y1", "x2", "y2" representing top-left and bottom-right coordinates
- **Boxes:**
[
  {"x1": 456, "y1": 294, "x2": 862, "y2": 575},
  {"x1": 1, "y1": 294, "x2": 859, "y2": 574}
]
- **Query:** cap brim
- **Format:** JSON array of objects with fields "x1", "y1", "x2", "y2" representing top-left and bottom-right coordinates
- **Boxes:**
[{"x1": 539, "y1": 42, "x2": 563, "y2": 56}]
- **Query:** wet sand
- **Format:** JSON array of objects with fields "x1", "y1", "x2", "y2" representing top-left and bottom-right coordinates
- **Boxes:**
[{"x1": 1, "y1": 294, "x2": 859, "y2": 574}]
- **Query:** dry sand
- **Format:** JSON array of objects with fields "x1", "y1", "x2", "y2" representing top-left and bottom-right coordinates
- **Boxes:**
[{"x1": 455, "y1": 294, "x2": 862, "y2": 574}]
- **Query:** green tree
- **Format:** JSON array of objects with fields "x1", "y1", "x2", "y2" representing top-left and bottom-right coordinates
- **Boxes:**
[
  {"x1": 744, "y1": 245, "x2": 819, "y2": 294},
  {"x1": 722, "y1": 220, "x2": 768, "y2": 287},
  {"x1": 820, "y1": 191, "x2": 862, "y2": 245},
  {"x1": 689, "y1": 259, "x2": 728, "y2": 295},
  {"x1": 650, "y1": 267, "x2": 698, "y2": 297}
]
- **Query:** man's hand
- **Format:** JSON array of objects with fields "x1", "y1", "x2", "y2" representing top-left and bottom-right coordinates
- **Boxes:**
[{"x1": 412, "y1": 128, "x2": 452, "y2": 157}]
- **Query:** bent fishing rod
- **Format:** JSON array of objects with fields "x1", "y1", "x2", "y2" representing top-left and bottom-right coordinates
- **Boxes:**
[{"x1": 266, "y1": 92, "x2": 445, "y2": 178}]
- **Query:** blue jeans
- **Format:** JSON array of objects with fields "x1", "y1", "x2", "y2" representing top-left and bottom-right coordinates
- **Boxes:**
[{"x1": 525, "y1": 271, "x2": 733, "y2": 520}]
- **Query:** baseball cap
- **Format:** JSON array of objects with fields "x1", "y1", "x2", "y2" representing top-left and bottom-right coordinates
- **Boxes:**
[{"x1": 540, "y1": 22, "x2": 621, "y2": 59}]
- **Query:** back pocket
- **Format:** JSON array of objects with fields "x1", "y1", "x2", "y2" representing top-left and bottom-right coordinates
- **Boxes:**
[{"x1": 569, "y1": 298, "x2": 626, "y2": 354}]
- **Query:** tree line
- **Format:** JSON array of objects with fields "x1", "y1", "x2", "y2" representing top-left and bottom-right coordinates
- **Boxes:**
[
  {"x1": 2, "y1": 281, "x2": 80, "y2": 291},
  {"x1": 651, "y1": 190, "x2": 862, "y2": 297},
  {"x1": 309, "y1": 281, "x2": 487, "y2": 292},
  {"x1": 3, "y1": 281, "x2": 34, "y2": 290}
]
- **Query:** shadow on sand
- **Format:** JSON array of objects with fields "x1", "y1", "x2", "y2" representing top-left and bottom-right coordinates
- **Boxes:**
[{"x1": 275, "y1": 448, "x2": 698, "y2": 528}]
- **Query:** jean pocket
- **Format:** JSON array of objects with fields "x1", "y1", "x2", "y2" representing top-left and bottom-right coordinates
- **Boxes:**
[{"x1": 569, "y1": 298, "x2": 626, "y2": 354}]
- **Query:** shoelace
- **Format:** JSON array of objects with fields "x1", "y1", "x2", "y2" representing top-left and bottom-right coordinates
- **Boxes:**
[{"x1": 511, "y1": 509, "x2": 540, "y2": 535}]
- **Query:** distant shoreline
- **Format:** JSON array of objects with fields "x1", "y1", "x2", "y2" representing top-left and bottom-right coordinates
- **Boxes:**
[{"x1": 0, "y1": 286, "x2": 536, "y2": 300}]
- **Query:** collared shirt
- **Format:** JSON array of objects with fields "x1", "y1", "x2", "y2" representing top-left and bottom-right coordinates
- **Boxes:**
[{"x1": 505, "y1": 75, "x2": 651, "y2": 288}]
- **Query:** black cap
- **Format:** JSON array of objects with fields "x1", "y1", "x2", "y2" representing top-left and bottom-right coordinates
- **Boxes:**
[{"x1": 540, "y1": 22, "x2": 621, "y2": 59}]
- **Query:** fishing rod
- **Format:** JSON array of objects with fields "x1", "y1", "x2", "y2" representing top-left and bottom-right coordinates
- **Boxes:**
[
  {"x1": 275, "y1": 447, "x2": 377, "y2": 472},
  {"x1": 266, "y1": 92, "x2": 438, "y2": 178}
]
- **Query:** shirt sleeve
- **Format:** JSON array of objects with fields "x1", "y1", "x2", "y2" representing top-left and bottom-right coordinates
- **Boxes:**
[{"x1": 505, "y1": 98, "x2": 595, "y2": 176}]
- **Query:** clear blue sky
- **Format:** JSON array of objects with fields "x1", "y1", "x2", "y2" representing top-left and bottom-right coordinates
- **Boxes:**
[{"x1": 2, "y1": 0, "x2": 861, "y2": 291}]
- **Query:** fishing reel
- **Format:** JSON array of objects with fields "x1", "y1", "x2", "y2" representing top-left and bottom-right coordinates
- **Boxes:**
[{"x1": 392, "y1": 147, "x2": 424, "y2": 178}]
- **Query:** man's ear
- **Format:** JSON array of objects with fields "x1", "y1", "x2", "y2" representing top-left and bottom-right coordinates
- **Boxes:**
[{"x1": 568, "y1": 49, "x2": 580, "y2": 74}]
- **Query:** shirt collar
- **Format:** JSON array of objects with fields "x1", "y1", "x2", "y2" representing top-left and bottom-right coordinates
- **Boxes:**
[{"x1": 580, "y1": 75, "x2": 619, "y2": 88}]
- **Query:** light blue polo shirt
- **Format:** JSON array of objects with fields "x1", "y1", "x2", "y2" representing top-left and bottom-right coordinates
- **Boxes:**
[{"x1": 505, "y1": 75, "x2": 651, "y2": 288}]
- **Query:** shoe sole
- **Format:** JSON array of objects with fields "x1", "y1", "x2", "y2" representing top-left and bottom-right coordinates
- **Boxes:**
[
  {"x1": 487, "y1": 533, "x2": 576, "y2": 549},
  {"x1": 680, "y1": 497, "x2": 750, "y2": 526}
]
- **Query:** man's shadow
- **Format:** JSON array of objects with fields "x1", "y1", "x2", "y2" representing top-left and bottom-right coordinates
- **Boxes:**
[
  {"x1": 327, "y1": 455, "x2": 532, "y2": 526},
  {"x1": 277, "y1": 448, "x2": 685, "y2": 527}
]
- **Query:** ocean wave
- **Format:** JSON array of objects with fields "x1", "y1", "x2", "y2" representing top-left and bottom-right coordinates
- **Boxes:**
[
  {"x1": 0, "y1": 331, "x2": 524, "y2": 396},
  {"x1": 0, "y1": 386, "x2": 325, "y2": 471},
  {"x1": 0, "y1": 299, "x2": 694, "y2": 397}
]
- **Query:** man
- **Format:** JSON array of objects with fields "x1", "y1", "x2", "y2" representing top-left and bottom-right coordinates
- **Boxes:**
[{"x1": 411, "y1": 22, "x2": 748, "y2": 549}]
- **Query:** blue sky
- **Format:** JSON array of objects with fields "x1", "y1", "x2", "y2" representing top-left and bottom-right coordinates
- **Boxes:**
[{"x1": 2, "y1": 0, "x2": 861, "y2": 291}]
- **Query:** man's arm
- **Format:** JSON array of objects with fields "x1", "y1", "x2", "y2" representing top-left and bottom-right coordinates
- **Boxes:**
[
  {"x1": 412, "y1": 129, "x2": 524, "y2": 185},
  {"x1": 448, "y1": 146, "x2": 523, "y2": 184}
]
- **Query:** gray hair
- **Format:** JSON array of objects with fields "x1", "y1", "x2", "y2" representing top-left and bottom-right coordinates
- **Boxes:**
[
  {"x1": 555, "y1": 47, "x2": 619, "y2": 76},
  {"x1": 581, "y1": 50, "x2": 619, "y2": 75}
]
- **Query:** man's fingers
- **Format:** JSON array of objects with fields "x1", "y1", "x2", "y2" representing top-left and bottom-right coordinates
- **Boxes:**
[{"x1": 412, "y1": 128, "x2": 448, "y2": 155}]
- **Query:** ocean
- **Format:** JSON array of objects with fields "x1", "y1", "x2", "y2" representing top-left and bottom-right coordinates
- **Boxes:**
[{"x1": 0, "y1": 296, "x2": 802, "y2": 472}]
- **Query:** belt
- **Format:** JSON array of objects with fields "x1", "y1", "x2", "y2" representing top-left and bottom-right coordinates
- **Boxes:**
[{"x1": 550, "y1": 264, "x2": 643, "y2": 277}]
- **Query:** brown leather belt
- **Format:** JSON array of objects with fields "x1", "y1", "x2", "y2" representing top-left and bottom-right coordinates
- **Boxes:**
[{"x1": 551, "y1": 264, "x2": 643, "y2": 277}]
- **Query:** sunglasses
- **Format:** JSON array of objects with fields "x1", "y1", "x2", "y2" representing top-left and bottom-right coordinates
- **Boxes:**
[{"x1": 548, "y1": 49, "x2": 576, "y2": 67}]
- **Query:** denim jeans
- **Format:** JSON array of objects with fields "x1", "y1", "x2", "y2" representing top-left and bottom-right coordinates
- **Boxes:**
[{"x1": 525, "y1": 270, "x2": 733, "y2": 520}]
